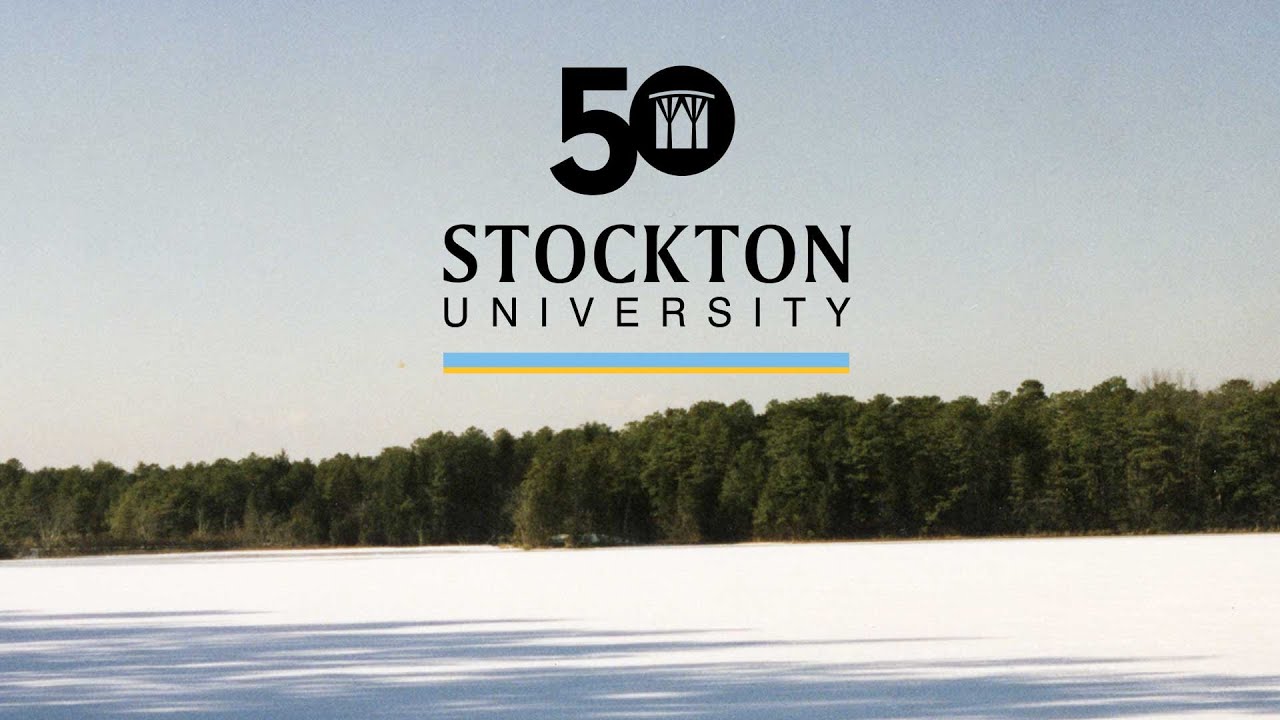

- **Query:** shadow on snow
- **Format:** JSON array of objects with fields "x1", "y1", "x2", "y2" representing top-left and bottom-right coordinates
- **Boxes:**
[{"x1": 0, "y1": 611, "x2": 1276, "y2": 718}]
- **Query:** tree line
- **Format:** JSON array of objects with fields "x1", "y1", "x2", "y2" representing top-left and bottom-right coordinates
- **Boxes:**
[{"x1": 2, "y1": 376, "x2": 1278, "y2": 557}]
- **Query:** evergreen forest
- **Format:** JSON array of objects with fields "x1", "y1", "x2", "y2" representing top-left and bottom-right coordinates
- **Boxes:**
[{"x1": 3, "y1": 376, "x2": 1278, "y2": 557}]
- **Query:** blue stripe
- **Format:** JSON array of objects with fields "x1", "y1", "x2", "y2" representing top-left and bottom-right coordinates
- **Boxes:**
[{"x1": 443, "y1": 352, "x2": 849, "y2": 368}]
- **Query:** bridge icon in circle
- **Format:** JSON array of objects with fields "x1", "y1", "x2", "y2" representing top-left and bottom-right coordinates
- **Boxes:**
[{"x1": 648, "y1": 90, "x2": 715, "y2": 150}]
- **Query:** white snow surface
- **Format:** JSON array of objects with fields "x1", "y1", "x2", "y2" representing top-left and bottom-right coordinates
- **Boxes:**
[{"x1": 1, "y1": 534, "x2": 1278, "y2": 718}]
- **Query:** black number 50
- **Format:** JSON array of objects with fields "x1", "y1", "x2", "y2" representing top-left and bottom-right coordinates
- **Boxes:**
[{"x1": 551, "y1": 66, "x2": 734, "y2": 195}]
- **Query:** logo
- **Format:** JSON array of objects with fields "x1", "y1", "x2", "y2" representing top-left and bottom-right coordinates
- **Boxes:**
[{"x1": 551, "y1": 66, "x2": 735, "y2": 195}]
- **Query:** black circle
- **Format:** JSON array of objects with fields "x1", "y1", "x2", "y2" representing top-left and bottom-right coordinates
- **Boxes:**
[{"x1": 630, "y1": 66, "x2": 734, "y2": 177}]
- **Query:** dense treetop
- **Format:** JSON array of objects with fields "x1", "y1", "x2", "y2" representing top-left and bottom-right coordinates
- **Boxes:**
[{"x1": 2, "y1": 376, "x2": 1277, "y2": 557}]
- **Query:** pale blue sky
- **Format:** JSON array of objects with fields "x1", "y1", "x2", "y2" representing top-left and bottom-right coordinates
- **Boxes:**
[{"x1": 2, "y1": 2, "x2": 1278, "y2": 468}]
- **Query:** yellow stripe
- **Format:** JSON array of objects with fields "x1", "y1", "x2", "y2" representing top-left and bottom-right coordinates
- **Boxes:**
[{"x1": 444, "y1": 367, "x2": 849, "y2": 374}]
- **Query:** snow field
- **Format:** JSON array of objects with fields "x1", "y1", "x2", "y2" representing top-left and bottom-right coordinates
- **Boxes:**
[{"x1": 2, "y1": 534, "x2": 1278, "y2": 718}]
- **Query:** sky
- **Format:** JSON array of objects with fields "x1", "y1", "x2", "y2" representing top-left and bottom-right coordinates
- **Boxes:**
[{"x1": 2, "y1": 1, "x2": 1278, "y2": 469}]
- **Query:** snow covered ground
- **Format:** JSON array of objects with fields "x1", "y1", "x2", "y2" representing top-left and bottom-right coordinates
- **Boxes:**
[{"x1": 2, "y1": 534, "x2": 1278, "y2": 718}]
